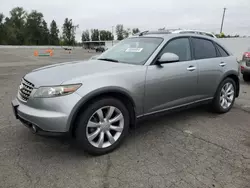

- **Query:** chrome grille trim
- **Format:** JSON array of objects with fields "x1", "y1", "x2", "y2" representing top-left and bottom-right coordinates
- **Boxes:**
[{"x1": 18, "y1": 78, "x2": 34, "y2": 102}]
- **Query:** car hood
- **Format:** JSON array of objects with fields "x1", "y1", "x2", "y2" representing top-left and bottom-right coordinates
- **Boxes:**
[{"x1": 24, "y1": 60, "x2": 138, "y2": 87}]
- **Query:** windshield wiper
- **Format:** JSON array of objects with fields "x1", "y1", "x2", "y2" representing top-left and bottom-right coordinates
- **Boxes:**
[{"x1": 97, "y1": 58, "x2": 119, "y2": 62}]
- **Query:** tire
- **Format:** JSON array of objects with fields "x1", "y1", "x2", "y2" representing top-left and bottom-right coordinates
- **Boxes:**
[
  {"x1": 243, "y1": 74, "x2": 250, "y2": 82},
  {"x1": 75, "y1": 97, "x2": 130, "y2": 155},
  {"x1": 211, "y1": 78, "x2": 236, "y2": 113}
]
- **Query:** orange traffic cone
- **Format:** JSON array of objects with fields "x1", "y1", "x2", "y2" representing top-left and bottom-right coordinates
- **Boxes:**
[{"x1": 34, "y1": 50, "x2": 38, "y2": 56}]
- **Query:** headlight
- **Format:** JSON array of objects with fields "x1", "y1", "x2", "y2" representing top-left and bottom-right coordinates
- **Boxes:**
[{"x1": 34, "y1": 84, "x2": 81, "y2": 98}]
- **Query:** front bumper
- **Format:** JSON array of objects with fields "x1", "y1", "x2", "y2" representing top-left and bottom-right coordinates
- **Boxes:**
[{"x1": 11, "y1": 93, "x2": 82, "y2": 135}]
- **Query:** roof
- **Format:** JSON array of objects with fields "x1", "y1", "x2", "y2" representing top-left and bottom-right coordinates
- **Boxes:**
[{"x1": 134, "y1": 29, "x2": 217, "y2": 38}]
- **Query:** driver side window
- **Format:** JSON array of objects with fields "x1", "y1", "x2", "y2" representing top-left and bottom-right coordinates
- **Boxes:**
[{"x1": 160, "y1": 38, "x2": 191, "y2": 61}]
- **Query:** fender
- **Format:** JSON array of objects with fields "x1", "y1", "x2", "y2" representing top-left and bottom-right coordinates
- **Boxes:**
[
  {"x1": 66, "y1": 86, "x2": 137, "y2": 133},
  {"x1": 216, "y1": 70, "x2": 240, "y2": 97}
]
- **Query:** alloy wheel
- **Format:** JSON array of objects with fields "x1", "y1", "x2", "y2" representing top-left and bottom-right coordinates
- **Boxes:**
[
  {"x1": 86, "y1": 106, "x2": 124, "y2": 148},
  {"x1": 220, "y1": 82, "x2": 235, "y2": 109}
]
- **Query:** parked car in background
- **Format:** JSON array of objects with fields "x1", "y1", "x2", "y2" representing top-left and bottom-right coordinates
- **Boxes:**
[
  {"x1": 12, "y1": 31, "x2": 239, "y2": 155},
  {"x1": 96, "y1": 46, "x2": 107, "y2": 52},
  {"x1": 241, "y1": 47, "x2": 250, "y2": 81}
]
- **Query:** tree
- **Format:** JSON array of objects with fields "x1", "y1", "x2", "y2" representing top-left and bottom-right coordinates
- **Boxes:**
[
  {"x1": 132, "y1": 28, "x2": 140, "y2": 35},
  {"x1": 62, "y1": 18, "x2": 75, "y2": 45},
  {"x1": 106, "y1": 31, "x2": 113, "y2": 40},
  {"x1": 41, "y1": 20, "x2": 49, "y2": 45},
  {"x1": 99, "y1": 30, "x2": 106, "y2": 41},
  {"x1": 123, "y1": 28, "x2": 131, "y2": 38},
  {"x1": 49, "y1": 20, "x2": 59, "y2": 45},
  {"x1": 81, "y1": 30, "x2": 90, "y2": 42},
  {"x1": 91, "y1": 29, "x2": 99, "y2": 41},
  {"x1": 99, "y1": 30, "x2": 113, "y2": 41},
  {"x1": 3, "y1": 7, "x2": 27, "y2": 45},
  {"x1": 116, "y1": 24, "x2": 124, "y2": 40},
  {"x1": 25, "y1": 10, "x2": 44, "y2": 45},
  {"x1": 59, "y1": 35, "x2": 64, "y2": 46},
  {"x1": 0, "y1": 13, "x2": 5, "y2": 44}
]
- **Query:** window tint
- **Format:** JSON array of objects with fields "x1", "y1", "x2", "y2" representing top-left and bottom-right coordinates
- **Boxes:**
[
  {"x1": 216, "y1": 44, "x2": 229, "y2": 57},
  {"x1": 192, "y1": 38, "x2": 217, "y2": 59},
  {"x1": 160, "y1": 38, "x2": 191, "y2": 61}
]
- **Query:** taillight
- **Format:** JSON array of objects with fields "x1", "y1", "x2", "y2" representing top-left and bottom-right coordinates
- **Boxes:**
[{"x1": 241, "y1": 66, "x2": 244, "y2": 70}]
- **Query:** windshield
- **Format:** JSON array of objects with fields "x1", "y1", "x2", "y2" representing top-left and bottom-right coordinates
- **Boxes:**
[{"x1": 97, "y1": 37, "x2": 163, "y2": 65}]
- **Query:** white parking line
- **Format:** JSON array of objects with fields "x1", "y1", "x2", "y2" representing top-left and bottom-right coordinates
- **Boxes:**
[{"x1": 0, "y1": 73, "x2": 19, "y2": 76}]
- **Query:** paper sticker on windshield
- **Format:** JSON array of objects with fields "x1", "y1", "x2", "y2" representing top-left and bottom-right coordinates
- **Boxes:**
[{"x1": 125, "y1": 48, "x2": 143, "y2": 52}]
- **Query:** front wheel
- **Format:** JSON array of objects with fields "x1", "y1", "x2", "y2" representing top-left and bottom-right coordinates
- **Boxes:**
[
  {"x1": 211, "y1": 78, "x2": 236, "y2": 113},
  {"x1": 75, "y1": 97, "x2": 130, "y2": 155}
]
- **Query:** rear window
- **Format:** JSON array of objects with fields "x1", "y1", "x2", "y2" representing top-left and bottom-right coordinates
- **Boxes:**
[
  {"x1": 192, "y1": 38, "x2": 217, "y2": 59},
  {"x1": 216, "y1": 44, "x2": 229, "y2": 57}
]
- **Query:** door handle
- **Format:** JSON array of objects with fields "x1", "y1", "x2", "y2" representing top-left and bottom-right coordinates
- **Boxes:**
[
  {"x1": 187, "y1": 66, "x2": 196, "y2": 71},
  {"x1": 220, "y1": 62, "x2": 226, "y2": 67}
]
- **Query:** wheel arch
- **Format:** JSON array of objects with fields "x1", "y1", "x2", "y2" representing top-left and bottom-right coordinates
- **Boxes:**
[
  {"x1": 67, "y1": 87, "x2": 137, "y2": 137},
  {"x1": 218, "y1": 71, "x2": 240, "y2": 97}
]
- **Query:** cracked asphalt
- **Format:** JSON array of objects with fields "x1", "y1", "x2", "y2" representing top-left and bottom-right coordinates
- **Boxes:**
[{"x1": 0, "y1": 48, "x2": 249, "y2": 188}]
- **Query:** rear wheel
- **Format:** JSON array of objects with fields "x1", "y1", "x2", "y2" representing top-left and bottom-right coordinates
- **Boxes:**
[
  {"x1": 75, "y1": 97, "x2": 130, "y2": 155},
  {"x1": 243, "y1": 74, "x2": 250, "y2": 82},
  {"x1": 211, "y1": 78, "x2": 236, "y2": 113}
]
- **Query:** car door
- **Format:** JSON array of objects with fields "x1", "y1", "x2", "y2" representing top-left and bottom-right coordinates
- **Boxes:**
[
  {"x1": 191, "y1": 37, "x2": 228, "y2": 99},
  {"x1": 144, "y1": 37, "x2": 199, "y2": 115}
]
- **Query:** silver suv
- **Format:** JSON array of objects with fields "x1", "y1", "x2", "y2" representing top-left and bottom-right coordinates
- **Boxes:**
[{"x1": 12, "y1": 32, "x2": 240, "y2": 155}]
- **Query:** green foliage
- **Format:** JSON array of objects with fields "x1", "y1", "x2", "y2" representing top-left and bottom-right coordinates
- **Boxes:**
[
  {"x1": 25, "y1": 10, "x2": 44, "y2": 45},
  {"x1": 0, "y1": 13, "x2": 5, "y2": 44},
  {"x1": 41, "y1": 20, "x2": 49, "y2": 45},
  {"x1": 123, "y1": 28, "x2": 131, "y2": 38},
  {"x1": 2, "y1": 7, "x2": 27, "y2": 45},
  {"x1": 91, "y1": 29, "x2": 99, "y2": 41},
  {"x1": 0, "y1": 6, "x2": 144, "y2": 45},
  {"x1": 59, "y1": 35, "x2": 64, "y2": 46},
  {"x1": 99, "y1": 30, "x2": 113, "y2": 41},
  {"x1": 220, "y1": 32, "x2": 225, "y2": 38},
  {"x1": 62, "y1": 18, "x2": 76, "y2": 45},
  {"x1": 49, "y1": 20, "x2": 59, "y2": 45},
  {"x1": 215, "y1": 32, "x2": 240, "y2": 38},
  {"x1": 132, "y1": 28, "x2": 140, "y2": 35},
  {"x1": 116, "y1": 24, "x2": 124, "y2": 40},
  {"x1": 0, "y1": 7, "x2": 63, "y2": 45},
  {"x1": 81, "y1": 30, "x2": 90, "y2": 42}
]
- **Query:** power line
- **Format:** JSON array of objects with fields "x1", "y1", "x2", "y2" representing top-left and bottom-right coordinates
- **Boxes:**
[{"x1": 220, "y1": 8, "x2": 227, "y2": 34}]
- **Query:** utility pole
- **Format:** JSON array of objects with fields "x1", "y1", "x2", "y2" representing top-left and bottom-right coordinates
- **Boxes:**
[{"x1": 220, "y1": 8, "x2": 226, "y2": 34}]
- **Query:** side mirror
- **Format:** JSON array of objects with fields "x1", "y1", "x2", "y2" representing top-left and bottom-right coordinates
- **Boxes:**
[{"x1": 157, "y1": 52, "x2": 179, "y2": 64}]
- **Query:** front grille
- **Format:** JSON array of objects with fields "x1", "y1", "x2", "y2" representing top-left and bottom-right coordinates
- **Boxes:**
[{"x1": 18, "y1": 78, "x2": 34, "y2": 102}]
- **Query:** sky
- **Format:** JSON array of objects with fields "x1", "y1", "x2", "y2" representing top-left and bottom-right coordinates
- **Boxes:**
[{"x1": 1, "y1": 0, "x2": 250, "y2": 41}]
